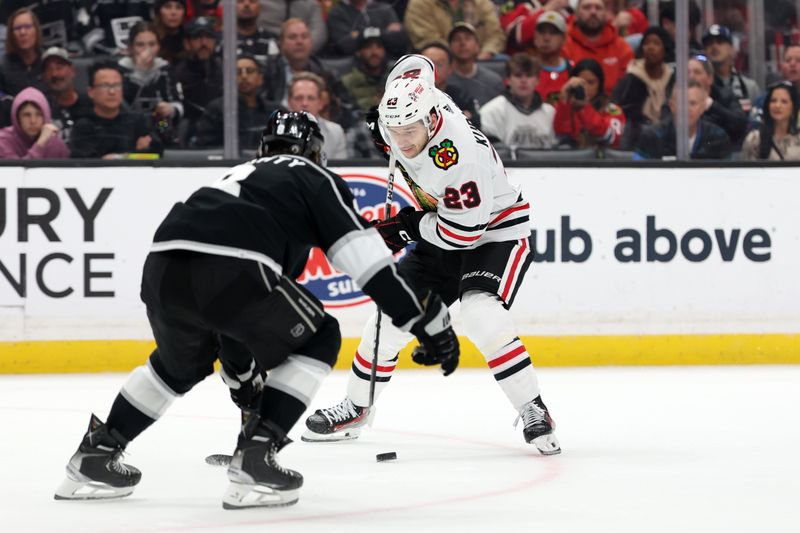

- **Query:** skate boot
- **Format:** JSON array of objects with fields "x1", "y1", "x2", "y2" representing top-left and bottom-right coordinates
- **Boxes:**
[
  {"x1": 516, "y1": 396, "x2": 561, "y2": 456},
  {"x1": 301, "y1": 397, "x2": 373, "y2": 442},
  {"x1": 222, "y1": 414, "x2": 303, "y2": 509},
  {"x1": 54, "y1": 414, "x2": 141, "y2": 500}
]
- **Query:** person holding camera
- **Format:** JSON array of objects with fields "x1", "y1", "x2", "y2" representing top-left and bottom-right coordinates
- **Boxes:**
[{"x1": 554, "y1": 58, "x2": 626, "y2": 149}]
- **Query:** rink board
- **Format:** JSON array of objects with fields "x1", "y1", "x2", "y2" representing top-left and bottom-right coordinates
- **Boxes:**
[{"x1": 0, "y1": 164, "x2": 798, "y2": 372}]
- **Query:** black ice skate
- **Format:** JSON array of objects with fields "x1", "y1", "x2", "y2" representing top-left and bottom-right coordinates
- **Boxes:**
[
  {"x1": 54, "y1": 414, "x2": 141, "y2": 500},
  {"x1": 222, "y1": 414, "x2": 303, "y2": 509},
  {"x1": 301, "y1": 397, "x2": 373, "y2": 442},
  {"x1": 516, "y1": 396, "x2": 561, "y2": 456}
]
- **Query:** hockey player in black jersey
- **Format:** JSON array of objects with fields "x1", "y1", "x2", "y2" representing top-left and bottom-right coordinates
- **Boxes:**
[{"x1": 54, "y1": 111, "x2": 459, "y2": 509}]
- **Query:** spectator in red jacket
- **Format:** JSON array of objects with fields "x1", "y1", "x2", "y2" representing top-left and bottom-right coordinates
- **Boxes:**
[
  {"x1": 532, "y1": 11, "x2": 571, "y2": 106},
  {"x1": 554, "y1": 57, "x2": 625, "y2": 148},
  {"x1": 562, "y1": 0, "x2": 633, "y2": 95}
]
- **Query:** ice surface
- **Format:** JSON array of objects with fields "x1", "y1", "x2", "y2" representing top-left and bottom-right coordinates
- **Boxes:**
[{"x1": 1, "y1": 366, "x2": 798, "y2": 532}]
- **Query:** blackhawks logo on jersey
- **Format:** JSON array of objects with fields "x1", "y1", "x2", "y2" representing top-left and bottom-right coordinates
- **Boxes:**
[{"x1": 429, "y1": 139, "x2": 459, "y2": 170}]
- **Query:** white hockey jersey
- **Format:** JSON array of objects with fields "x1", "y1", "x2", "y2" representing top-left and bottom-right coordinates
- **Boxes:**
[{"x1": 381, "y1": 55, "x2": 531, "y2": 251}]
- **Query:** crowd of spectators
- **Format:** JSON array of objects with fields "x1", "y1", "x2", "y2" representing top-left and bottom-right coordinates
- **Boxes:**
[{"x1": 0, "y1": 0, "x2": 799, "y2": 161}]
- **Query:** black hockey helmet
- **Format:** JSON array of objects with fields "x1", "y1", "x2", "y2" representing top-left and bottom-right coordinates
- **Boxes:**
[{"x1": 257, "y1": 110, "x2": 325, "y2": 164}]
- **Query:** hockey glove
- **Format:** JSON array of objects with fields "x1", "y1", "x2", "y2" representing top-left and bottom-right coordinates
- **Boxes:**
[
  {"x1": 373, "y1": 206, "x2": 425, "y2": 253},
  {"x1": 220, "y1": 359, "x2": 267, "y2": 411},
  {"x1": 409, "y1": 292, "x2": 460, "y2": 376},
  {"x1": 366, "y1": 106, "x2": 391, "y2": 160}
]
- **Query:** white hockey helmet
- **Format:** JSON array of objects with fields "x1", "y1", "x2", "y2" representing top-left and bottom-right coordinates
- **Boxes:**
[{"x1": 378, "y1": 76, "x2": 441, "y2": 136}]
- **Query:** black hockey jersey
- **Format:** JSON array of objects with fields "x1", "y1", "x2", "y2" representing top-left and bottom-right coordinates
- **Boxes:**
[{"x1": 151, "y1": 155, "x2": 423, "y2": 330}]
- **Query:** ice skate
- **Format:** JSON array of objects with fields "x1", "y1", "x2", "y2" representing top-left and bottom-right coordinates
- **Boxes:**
[
  {"x1": 222, "y1": 414, "x2": 303, "y2": 509},
  {"x1": 517, "y1": 396, "x2": 561, "y2": 456},
  {"x1": 54, "y1": 414, "x2": 141, "y2": 500},
  {"x1": 302, "y1": 397, "x2": 373, "y2": 442}
]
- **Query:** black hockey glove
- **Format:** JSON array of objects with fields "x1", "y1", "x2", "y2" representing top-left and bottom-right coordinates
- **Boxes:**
[
  {"x1": 409, "y1": 292, "x2": 460, "y2": 376},
  {"x1": 220, "y1": 359, "x2": 267, "y2": 411},
  {"x1": 373, "y1": 206, "x2": 425, "y2": 253},
  {"x1": 366, "y1": 106, "x2": 391, "y2": 160}
]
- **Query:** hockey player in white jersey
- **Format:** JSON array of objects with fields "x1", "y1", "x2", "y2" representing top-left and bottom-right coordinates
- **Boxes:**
[{"x1": 304, "y1": 55, "x2": 560, "y2": 455}]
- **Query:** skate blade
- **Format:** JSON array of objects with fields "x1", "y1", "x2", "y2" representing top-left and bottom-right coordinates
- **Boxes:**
[
  {"x1": 54, "y1": 474, "x2": 135, "y2": 500},
  {"x1": 532, "y1": 433, "x2": 561, "y2": 456},
  {"x1": 222, "y1": 481, "x2": 299, "y2": 509},
  {"x1": 300, "y1": 427, "x2": 361, "y2": 442}
]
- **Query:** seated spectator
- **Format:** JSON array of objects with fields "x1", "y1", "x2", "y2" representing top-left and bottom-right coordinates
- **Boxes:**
[
  {"x1": 562, "y1": 0, "x2": 633, "y2": 95},
  {"x1": 702, "y1": 24, "x2": 759, "y2": 114},
  {"x1": 264, "y1": 18, "x2": 330, "y2": 106},
  {"x1": 341, "y1": 28, "x2": 389, "y2": 113},
  {"x1": 236, "y1": 0, "x2": 278, "y2": 66},
  {"x1": 119, "y1": 22, "x2": 184, "y2": 146},
  {"x1": 751, "y1": 44, "x2": 800, "y2": 125},
  {"x1": 69, "y1": 61, "x2": 162, "y2": 159},
  {"x1": 5, "y1": 0, "x2": 84, "y2": 53},
  {"x1": 448, "y1": 23, "x2": 505, "y2": 106},
  {"x1": 532, "y1": 11, "x2": 571, "y2": 106},
  {"x1": 742, "y1": 82, "x2": 800, "y2": 161},
  {"x1": 257, "y1": 0, "x2": 327, "y2": 54},
  {"x1": 326, "y1": 0, "x2": 409, "y2": 58},
  {"x1": 287, "y1": 72, "x2": 347, "y2": 160},
  {"x1": 174, "y1": 17, "x2": 223, "y2": 133},
  {"x1": 480, "y1": 53, "x2": 556, "y2": 149},
  {"x1": 154, "y1": 0, "x2": 189, "y2": 64},
  {"x1": 683, "y1": 54, "x2": 748, "y2": 147},
  {"x1": 81, "y1": 0, "x2": 152, "y2": 55},
  {"x1": 659, "y1": 1, "x2": 703, "y2": 57},
  {"x1": 41, "y1": 47, "x2": 92, "y2": 144},
  {"x1": 612, "y1": 26, "x2": 674, "y2": 149},
  {"x1": 0, "y1": 7, "x2": 46, "y2": 96},
  {"x1": 634, "y1": 80, "x2": 731, "y2": 160},
  {"x1": 0, "y1": 86, "x2": 69, "y2": 159},
  {"x1": 193, "y1": 55, "x2": 282, "y2": 149},
  {"x1": 264, "y1": 18, "x2": 354, "y2": 126},
  {"x1": 404, "y1": 0, "x2": 506, "y2": 59},
  {"x1": 554, "y1": 58, "x2": 625, "y2": 148},
  {"x1": 420, "y1": 41, "x2": 480, "y2": 128}
]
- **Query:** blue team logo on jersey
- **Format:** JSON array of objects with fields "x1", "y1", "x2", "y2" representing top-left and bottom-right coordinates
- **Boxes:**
[{"x1": 297, "y1": 173, "x2": 419, "y2": 308}]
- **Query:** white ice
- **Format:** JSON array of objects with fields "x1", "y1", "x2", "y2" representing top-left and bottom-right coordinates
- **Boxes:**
[{"x1": 1, "y1": 366, "x2": 799, "y2": 533}]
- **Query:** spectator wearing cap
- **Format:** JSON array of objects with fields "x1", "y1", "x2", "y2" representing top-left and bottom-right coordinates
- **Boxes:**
[
  {"x1": 257, "y1": 0, "x2": 328, "y2": 55},
  {"x1": 0, "y1": 7, "x2": 46, "y2": 96},
  {"x1": 612, "y1": 26, "x2": 674, "y2": 149},
  {"x1": 448, "y1": 22, "x2": 504, "y2": 107},
  {"x1": 742, "y1": 81, "x2": 800, "y2": 161},
  {"x1": 287, "y1": 72, "x2": 347, "y2": 160},
  {"x1": 634, "y1": 80, "x2": 732, "y2": 160},
  {"x1": 41, "y1": 46, "x2": 91, "y2": 144},
  {"x1": 532, "y1": 11, "x2": 571, "y2": 106},
  {"x1": 420, "y1": 41, "x2": 481, "y2": 128},
  {"x1": 479, "y1": 53, "x2": 556, "y2": 149},
  {"x1": 341, "y1": 28, "x2": 389, "y2": 113},
  {"x1": 81, "y1": 0, "x2": 152, "y2": 55},
  {"x1": 659, "y1": 1, "x2": 703, "y2": 57},
  {"x1": 404, "y1": 0, "x2": 506, "y2": 59},
  {"x1": 562, "y1": 0, "x2": 633, "y2": 95},
  {"x1": 670, "y1": 54, "x2": 748, "y2": 148},
  {"x1": 702, "y1": 24, "x2": 759, "y2": 113},
  {"x1": 0, "y1": 86, "x2": 69, "y2": 159},
  {"x1": 326, "y1": 0, "x2": 409, "y2": 58},
  {"x1": 236, "y1": 0, "x2": 278, "y2": 67},
  {"x1": 194, "y1": 55, "x2": 283, "y2": 149},
  {"x1": 174, "y1": 17, "x2": 223, "y2": 131},
  {"x1": 119, "y1": 22, "x2": 184, "y2": 146},
  {"x1": 554, "y1": 58, "x2": 625, "y2": 149},
  {"x1": 69, "y1": 60, "x2": 162, "y2": 159},
  {"x1": 154, "y1": 0, "x2": 189, "y2": 64}
]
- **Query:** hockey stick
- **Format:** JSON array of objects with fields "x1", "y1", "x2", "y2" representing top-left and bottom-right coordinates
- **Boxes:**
[{"x1": 368, "y1": 152, "x2": 397, "y2": 410}]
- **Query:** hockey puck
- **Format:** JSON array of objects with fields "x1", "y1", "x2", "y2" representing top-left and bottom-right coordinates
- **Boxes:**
[
  {"x1": 376, "y1": 452, "x2": 397, "y2": 462},
  {"x1": 205, "y1": 453, "x2": 232, "y2": 466}
]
